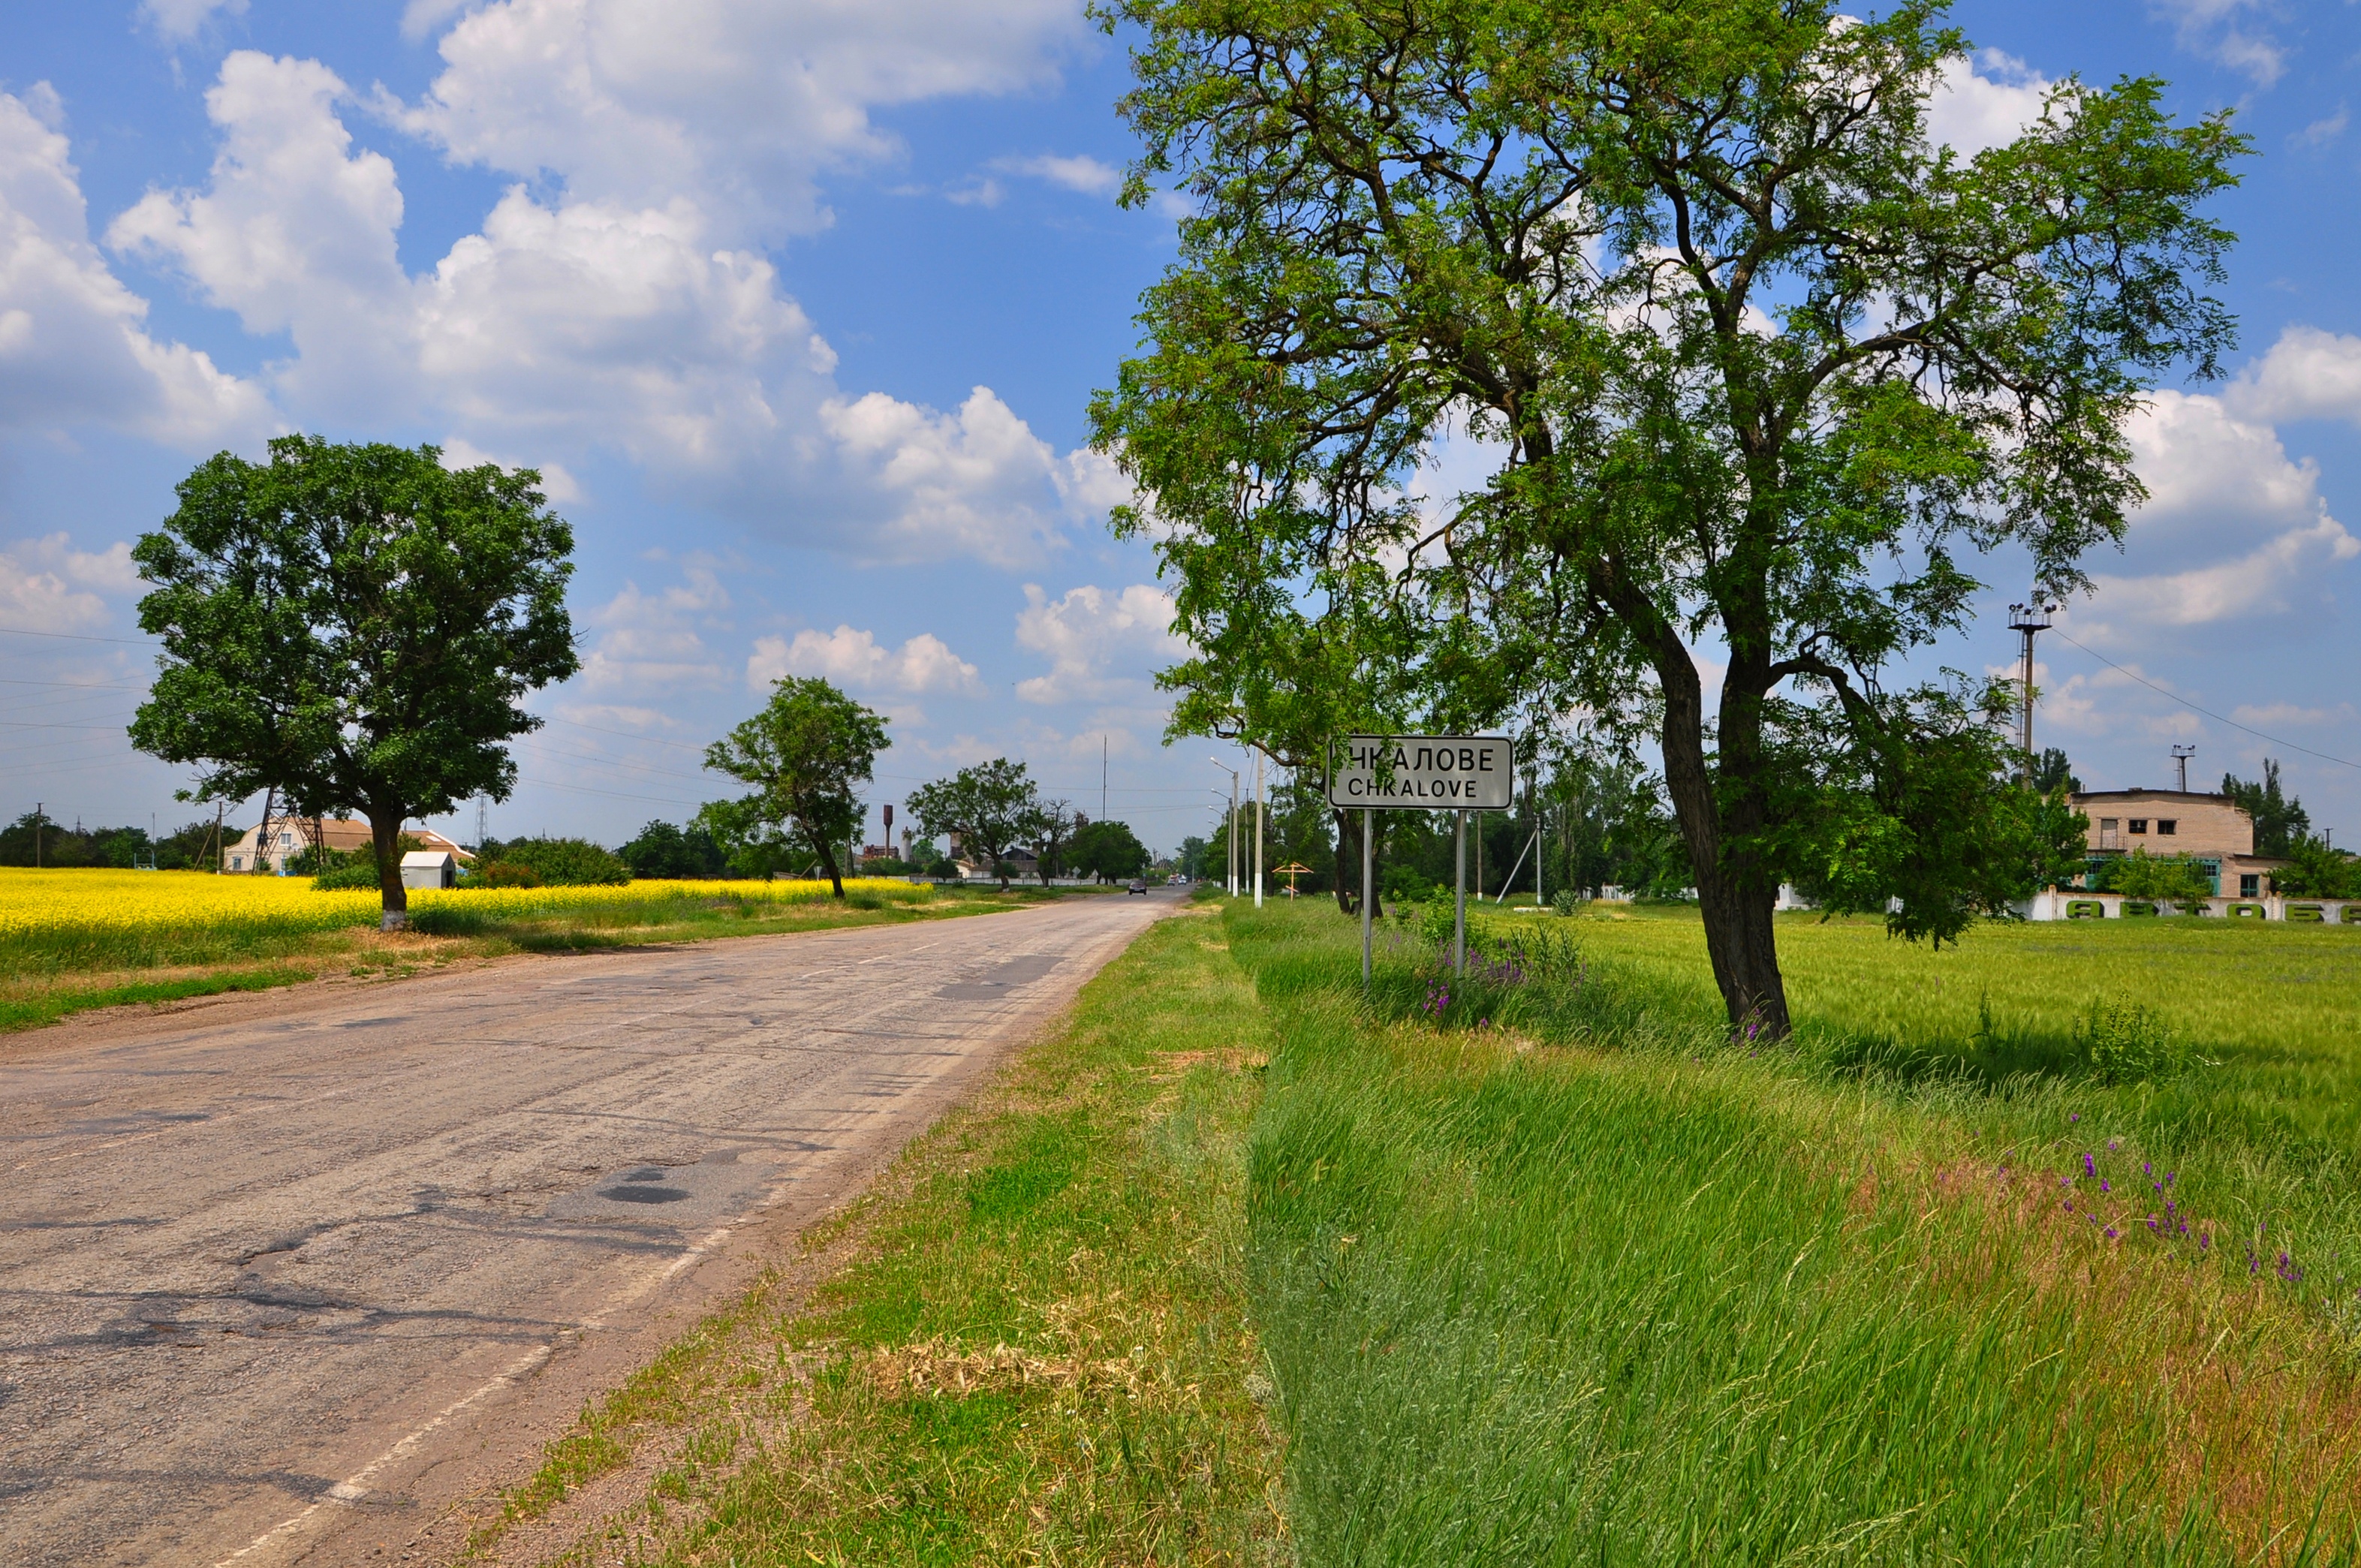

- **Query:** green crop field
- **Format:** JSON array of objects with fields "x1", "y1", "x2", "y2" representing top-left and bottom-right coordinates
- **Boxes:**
[{"x1": 1236, "y1": 898, "x2": 2361, "y2": 1563}]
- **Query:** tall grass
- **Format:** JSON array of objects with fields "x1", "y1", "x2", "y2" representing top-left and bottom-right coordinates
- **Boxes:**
[{"x1": 1231, "y1": 901, "x2": 2361, "y2": 1563}]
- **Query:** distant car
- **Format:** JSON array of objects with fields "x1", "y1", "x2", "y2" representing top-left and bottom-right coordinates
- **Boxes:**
[{"x1": 1127, "y1": 879, "x2": 1149, "y2": 895}]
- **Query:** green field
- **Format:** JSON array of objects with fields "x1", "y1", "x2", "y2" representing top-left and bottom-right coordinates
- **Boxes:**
[{"x1": 1243, "y1": 898, "x2": 2361, "y2": 1562}]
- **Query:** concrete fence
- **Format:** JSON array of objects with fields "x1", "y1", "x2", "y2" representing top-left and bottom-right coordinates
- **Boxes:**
[{"x1": 2019, "y1": 889, "x2": 2361, "y2": 924}]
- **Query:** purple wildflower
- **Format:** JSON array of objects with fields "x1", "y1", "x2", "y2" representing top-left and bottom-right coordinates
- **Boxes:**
[
  {"x1": 2070, "y1": 1112, "x2": 2080, "y2": 1123},
  {"x1": 2083, "y1": 1154, "x2": 2096, "y2": 1178},
  {"x1": 2108, "y1": 1139, "x2": 2120, "y2": 1151},
  {"x1": 2107, "y1": 1228, "x2": 2119, "y2": 1240}
]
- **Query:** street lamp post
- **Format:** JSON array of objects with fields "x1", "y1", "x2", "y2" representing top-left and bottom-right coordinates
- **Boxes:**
[
  {"x1": 2007, "y1": 597, "x2": 2058, "y2": 787},
  {"x1": 1209, "y1": 758, "x2": 1240, "y2": 896},
  {"x1": 1253, "y1": 751, "x2": 1265, "y2": 909}
]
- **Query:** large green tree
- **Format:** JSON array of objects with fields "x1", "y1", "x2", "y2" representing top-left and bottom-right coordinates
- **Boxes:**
[
  {"x1": 1093, "y1": 0, "x2": 2245, "y2": 1032},
  {"x1": 908, "y1": 759, "x2": 1039, "y2": 888},
  {"x1": 130, "y1": 436, "x2": 577, "y2": 927},
  {"x1": 702, "y1": 677, "x2": 890, "y2": 898}
]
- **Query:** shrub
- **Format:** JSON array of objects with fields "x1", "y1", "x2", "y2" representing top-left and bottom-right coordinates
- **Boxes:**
[
  {"x1": 2074, "y1": 994, "x2": 2185, "y2": 1084},
  {"x1": 1552, "y1": 887, "x2": 1580, "y2": 916},
  {"x1": 468, "y1": 860, "x2": 541, "y2": 889},
  {"x1": 493, "y1": 837, "x2": 630, "y2": 886}
]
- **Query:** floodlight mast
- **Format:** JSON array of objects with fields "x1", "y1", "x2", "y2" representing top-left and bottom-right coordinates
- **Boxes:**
[
  {"x1": 2007, "y1": 598, "x2": 2058, "y2": 787},
  {"x1": 2171, "y1": 743, "x2": 2197, "y2": 793}
]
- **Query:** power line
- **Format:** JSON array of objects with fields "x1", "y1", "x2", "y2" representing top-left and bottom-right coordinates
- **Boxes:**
[
  {"x1": 2047, "y1": 630, "x2": 2361, "y2": 773},
  {"x1": 0, "y1": 624, "x2": 158, "y2": 645}
]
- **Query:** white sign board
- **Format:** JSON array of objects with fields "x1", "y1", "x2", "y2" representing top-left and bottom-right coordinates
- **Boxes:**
[{"x1": 1326, "y1": 734, "x2": 1514, "y2": 810}]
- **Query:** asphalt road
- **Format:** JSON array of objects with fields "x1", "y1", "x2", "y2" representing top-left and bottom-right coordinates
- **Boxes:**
[{"x1": 0, "y1": 889, "x2": 1176, "y2": 1566}]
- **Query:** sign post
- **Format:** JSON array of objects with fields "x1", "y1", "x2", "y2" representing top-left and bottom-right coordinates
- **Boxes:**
[
  {"x1": 1361, "y1": 807, "x2": 1373, "y2": 983},
  {"x1": 1326, "y1": 735, "x2": 1513, "y2": 982}
]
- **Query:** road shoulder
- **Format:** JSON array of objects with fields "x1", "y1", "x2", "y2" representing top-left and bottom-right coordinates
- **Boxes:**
[{"x1": 448, "y1": 899, "x2": 1281, "y2": 1566}]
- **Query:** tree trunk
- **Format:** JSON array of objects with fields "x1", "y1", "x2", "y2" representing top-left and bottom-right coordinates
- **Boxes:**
[
  {"x1": 1655, "y1": 654, "x2": 1793, "y2": 1037},
  {"x1": 368, "y1": 808, "x2": 409, "y2": 930},
  {"x1": 815, "y1": 840, "x2": 845, "y2": 898},
  {"x1": 1330, "y1": 808, "x2": 1356, "y2": 915}
]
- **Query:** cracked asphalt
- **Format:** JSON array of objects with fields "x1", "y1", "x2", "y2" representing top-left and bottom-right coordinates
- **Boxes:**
[{"x1": 0, "y1": 889, "x2": 1173, "y2": 1566}]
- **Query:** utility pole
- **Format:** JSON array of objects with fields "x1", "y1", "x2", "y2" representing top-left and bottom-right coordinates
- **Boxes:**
[
  {"x1": 1209, "y1": 758, "x2": 1240, "y2": 895},
  {"x1": 1252, "y1": 751, "x2": 1265, "y2": 908},
  {"x1": 2172, "y1": 744, "x2": 2197, "y2": 793},
  {"x1": 1101, "y1": 734, "x2": 1108, "y2": 825},
  {"x1": 33, "y1": 802, "x2": 41, "y2": 869},
  {"x1": 2007, "y1": 597, "x2": 2058, "y2": 787}
]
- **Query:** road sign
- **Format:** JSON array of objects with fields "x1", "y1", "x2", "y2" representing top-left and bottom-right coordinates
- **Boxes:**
[{"x1": 1325, "y1": 734, "x2": 1514, "y2": 810}]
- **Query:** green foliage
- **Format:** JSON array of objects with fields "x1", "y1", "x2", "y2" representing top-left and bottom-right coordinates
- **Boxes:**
[
  {"x1": 2272, "y1": 834, "x2": 2361, "y2": 899},
  {"x1": 129, "y1": 435, "x2": 578, "y2": 919},
  {"x1": 1095, "y1": 0, "x2": 2248, "y2": 1031},
  {"x1": 616, "y1": 818, "x2": 730, "y2": 880},
  {"x1": 2222, "y1": 758, "x2": 2309, "y2": 857},
  {"x1": 2031, "y1": 746, "x2": 2080, "y2": 795},
  {"x1": 470, "y1": 859, "x2": 542, "y2": 889},
  {"x1": 701, "y1": 677, "x2": 890, "y2": 897},
  {"x1": 2072, "y1": 993, "x2": 2186, "y2": 1084},
  {"x1": 907, "y1": 758, "x2": 1038, "y2": 886},
  {"x1": 490, "y1": 836, "x2": 629, "y2": 886},
  {"x1": 1771, "y1": 687, "x2": 2089, "y2": 943},
  {"x1": 1070, "y1": 817, "x2": 1152, "y2": 883},
  {"x1": 0, "y1": 811, "x2": 206, "y2": 869},
  {"x1": 2107, "y1": 845, "x2": 2215, "y2": 910}
]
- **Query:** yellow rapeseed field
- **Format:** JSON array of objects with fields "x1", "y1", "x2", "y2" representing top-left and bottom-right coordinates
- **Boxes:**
[{"x1": 0, "y1": 868, "x2": 930, "y2": 945}]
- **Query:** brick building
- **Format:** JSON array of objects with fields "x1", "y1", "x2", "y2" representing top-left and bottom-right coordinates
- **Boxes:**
[{"x1": 2068, "y1": 788, "x2": 2284, "y2": 899}]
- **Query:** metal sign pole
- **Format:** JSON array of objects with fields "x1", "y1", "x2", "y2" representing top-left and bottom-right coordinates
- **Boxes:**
[
  {"x1": 1361, "y1": 806, "x2": 1373, "y2": 985},
  {"x1": 1454, "y1": 808, "x2": 1467, "y2": 976}
]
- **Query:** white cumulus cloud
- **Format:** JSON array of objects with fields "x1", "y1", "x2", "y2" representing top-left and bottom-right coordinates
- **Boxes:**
[
  {"x1": 0, "y1": 533, "x2": 141, "y2": 634},
  {"x1": 2227, "y1": 325, "x2": 2361, "y2": 429},
  {"x1": 142, "y1": 0, "x2": 248, "y2": 41},
  {"x1": 2079, "y1": 390, "x2": 2359, "y2": 634},
  {"x1": 746, "y1": 624, "x2": 983, "y2": 697},
  {"x1": 0, "y1": 87, "x2": 267, "y2": 447},
  {"x1": 97, "y1": 47, "x2": 1104, "y2": 567},
  {"x1": 992, "y1": 152, "x2": 1122, "y2": 198},
  {"x1": 1929, "y1": 50, "x2": 2055, "y2": 158},
  {"x1": 1013, "y1": 582, "x2": 1188, "y2": 705},
  {"x1": 387, "y1": 0, "x2": 1087, "y2": 242}
]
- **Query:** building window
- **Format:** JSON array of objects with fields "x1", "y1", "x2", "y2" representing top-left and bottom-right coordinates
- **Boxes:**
[
  {"x1": 2129, "y1": 819, "x2": 2148, "y2": 835},
  {"x1": 230, "y1": 856, "x2": 242, "y2": 869},
  {"x1": 279, "y1": 832, "x2": 292, "y2": 847},
  {"x1": 2158, "y1": 819, "x2": 2177, "y2": 835},
  {"x1": 2099, "y1": 817, "x2": 2119, "y2": 849},
  {"x1": 2240, "y1": 873, "x2": 2260, "y2": 898}
]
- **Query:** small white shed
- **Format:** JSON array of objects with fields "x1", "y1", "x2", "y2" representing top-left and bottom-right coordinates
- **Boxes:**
[{"x1": 400, "y1": 849, "x2": 458, "y2": 891}]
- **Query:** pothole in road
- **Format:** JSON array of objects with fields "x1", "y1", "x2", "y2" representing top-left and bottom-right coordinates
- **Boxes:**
[{"x1": 596, "y1": 1184, "x2": 690, "y2": 1204}]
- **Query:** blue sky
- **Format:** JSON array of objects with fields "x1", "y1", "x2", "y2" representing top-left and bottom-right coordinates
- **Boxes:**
[{"x1": 2, "y1": 0, "x2": 2356, "y2": 856}]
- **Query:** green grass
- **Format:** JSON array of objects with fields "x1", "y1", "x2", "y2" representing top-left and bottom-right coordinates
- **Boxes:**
[
  {"x1": 1234, "y1": 898, "x2": 2361, "y2": 1563},
  {"x1": 0, "y1": 964, "x2": 320, "y2": 1033},
  {"x1": 465, "y1": 905, "x2": 1283, "y2": 1566}
]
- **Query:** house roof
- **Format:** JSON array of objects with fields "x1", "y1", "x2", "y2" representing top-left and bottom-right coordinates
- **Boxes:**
[{"x1": 2069, "y1": 790, "x2": 2237, "y2": 806}]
